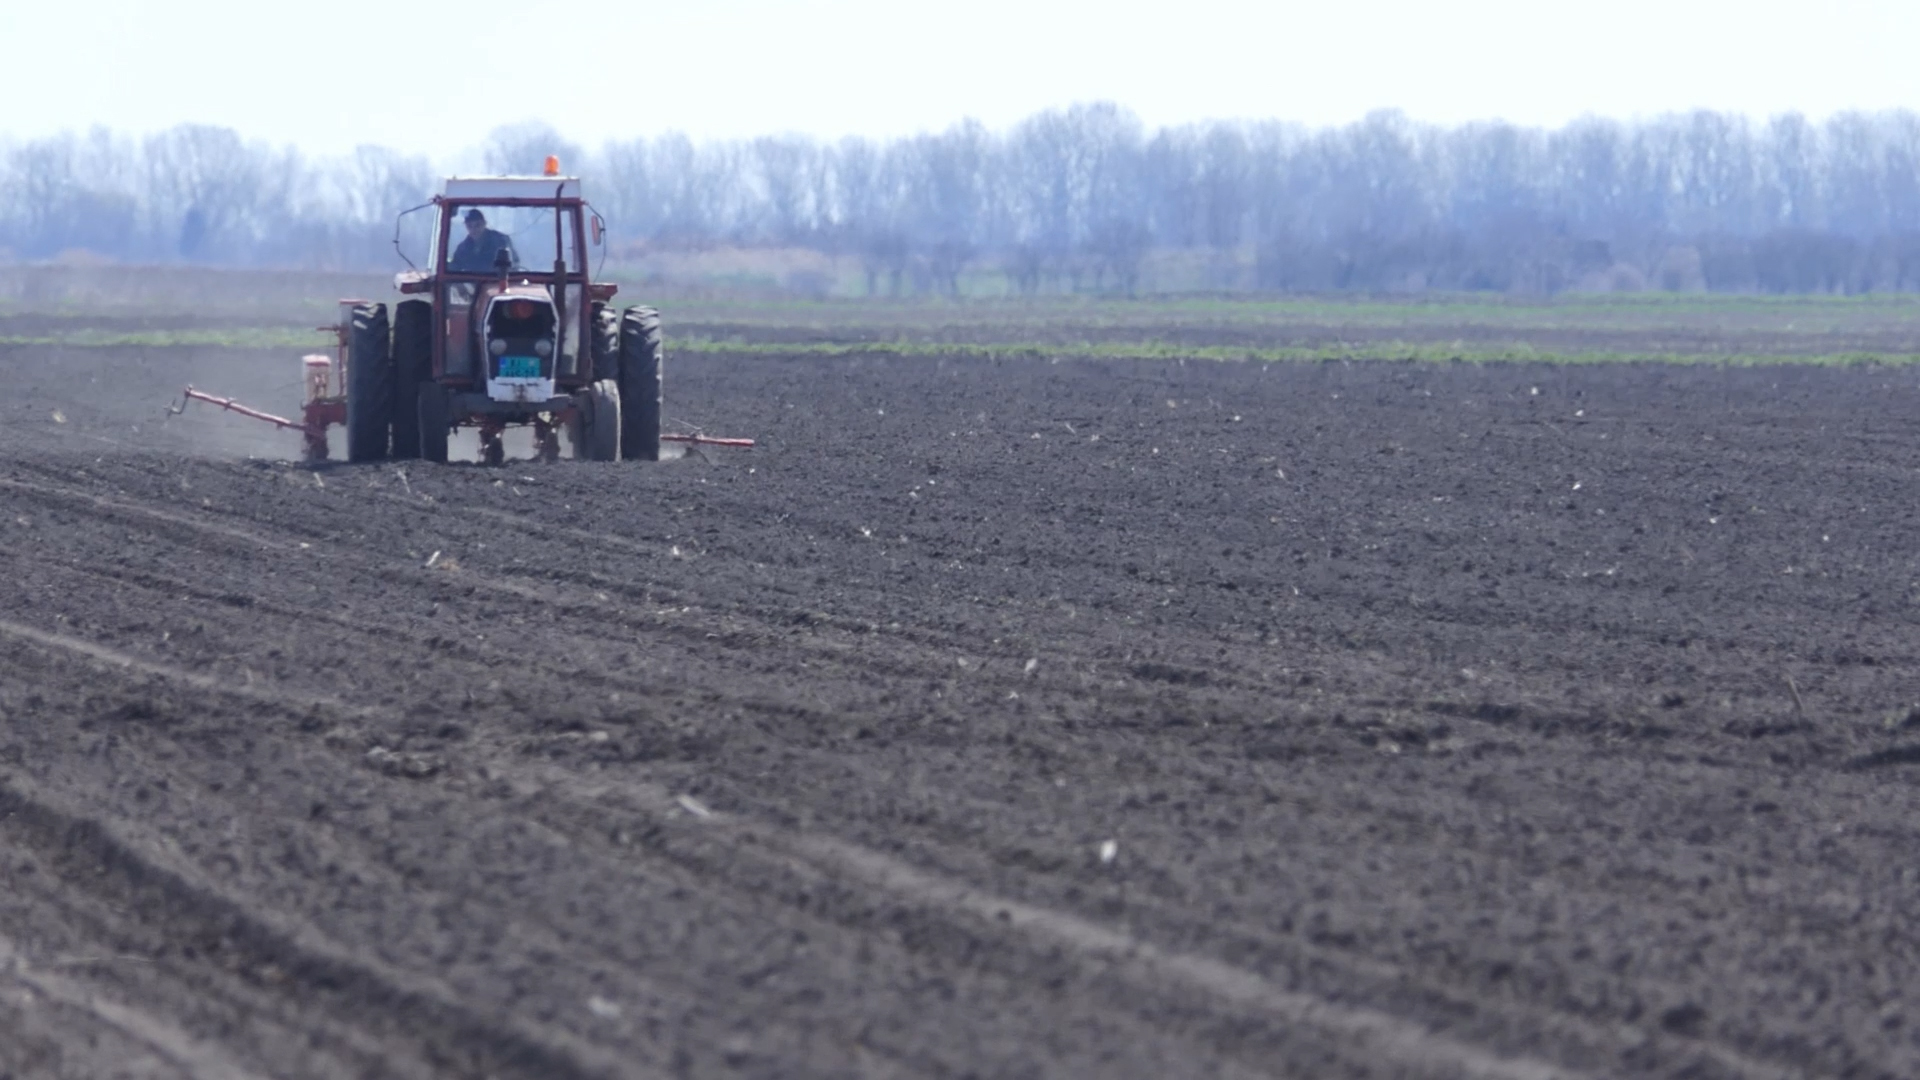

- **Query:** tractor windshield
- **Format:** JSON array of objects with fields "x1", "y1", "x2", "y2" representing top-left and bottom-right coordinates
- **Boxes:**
[{"x1": 445, "y1": 204, "x2": 568, "y2": 275}]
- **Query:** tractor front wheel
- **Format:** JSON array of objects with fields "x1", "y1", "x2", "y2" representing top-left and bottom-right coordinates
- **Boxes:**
[
  {"x1": 618, "y1": 306, "x2": 662, "y2": 461},
  {"x1": 590, "y1": 302, "x2": 620, "y2": 382},
  {"x1": 417, "y1": 382, "x2": 450, "y2": 464},
  {"x1": 390, "y1": 299, "x2": 431, "y2": 460},
  {"x1": 575, "y1": 379, "x2": 621, "y2": 462},
  {"x1": 345, "y1": 303, "x2": 391, "y2": 462}
]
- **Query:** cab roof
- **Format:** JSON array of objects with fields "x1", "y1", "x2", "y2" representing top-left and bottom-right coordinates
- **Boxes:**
[{"x1": 442, "y1": 177, "x2": 582, "y2": 201}]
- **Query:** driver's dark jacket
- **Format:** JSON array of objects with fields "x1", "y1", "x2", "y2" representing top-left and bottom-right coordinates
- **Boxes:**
[{"x1": 450, "y1": 227, "x2": 515, "y2": 272}]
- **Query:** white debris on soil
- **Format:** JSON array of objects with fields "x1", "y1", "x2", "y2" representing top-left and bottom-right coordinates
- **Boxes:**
[
  {"x1": 586, "y1": 995, "x2": 622, "y2": 1019},
  {"x1": 1098, "y1": 840, "x2": 1118, "y2": 865},
  {"x1": 365, "y1": 746, "x2": 441, "y2": 779},
  {"x1": 425, "y1": 550, "x2": 441, "y2": 568},
  {"x1": 676, "y1": 794, "x2": 713, "y2": 818},
  {"x1": 1024, "y1": 658, "x2": 1039, "y2": 676}
]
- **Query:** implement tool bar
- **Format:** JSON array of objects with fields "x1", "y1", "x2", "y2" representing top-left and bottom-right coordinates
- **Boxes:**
[
  {"x1": 176, "y1": 385, "x2": 753, "y2": 449},
  {"x1": 176, "y1": 387, "x2": 315, "y2": 433},
  {"x1": 661, "y1": 434, "x2": 755, "y2": 448}
]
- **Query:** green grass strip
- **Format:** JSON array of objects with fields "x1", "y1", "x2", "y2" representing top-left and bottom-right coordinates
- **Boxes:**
[
  {"x1": 657, "y1": 292, "x2": 1920, "y2": 330},
  {"x1": 670, "y1": 337, "x2": 1920, "y2": 367},
  {"x1": 0, "y1": 328, "x2": 326, "y2": 349}
]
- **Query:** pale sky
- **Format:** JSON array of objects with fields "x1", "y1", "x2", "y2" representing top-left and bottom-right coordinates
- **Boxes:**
[{"x1": 3, "y1": 0, "x2": 1915, "y2": 161}]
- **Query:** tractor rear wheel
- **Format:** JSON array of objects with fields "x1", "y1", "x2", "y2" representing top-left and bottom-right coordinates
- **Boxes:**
[
  {"x1": 417, "y1": 382, "x2": 450, "y2": 464},
  {"x1": 590, "y1": 301, "x2": 620, "y2": 382},
  {"x1": 346, "y1": 302, "x2": 391, "y2": 462},
  {"x1": 618, "y1": 306, "x2": 662, "y2": 462},
  {"x1": 576, "y1": 379, "x2": 621, "y2": 461},
  {"x1": 390, "y1": 299, "x2": 431, "y2": 460}
]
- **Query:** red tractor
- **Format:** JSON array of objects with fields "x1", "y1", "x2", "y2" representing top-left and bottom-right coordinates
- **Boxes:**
[
  {"x1": 171, "y1": 164, "x2": 749, "y2": 463},
  {"x1": 349, "y1": 165, "x2": 660, "y2": 465}
]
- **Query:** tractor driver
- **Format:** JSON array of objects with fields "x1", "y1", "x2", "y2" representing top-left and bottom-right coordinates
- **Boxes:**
[{"x1": 450, "y1": 208, "x2": 516, "y2": 273}]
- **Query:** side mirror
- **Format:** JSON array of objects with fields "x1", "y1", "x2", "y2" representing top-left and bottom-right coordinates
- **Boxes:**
[
  {"x1": 391, "y1": 200, "x2": 434, "y2": 271},
  {"x1": 591, "y1": 215, "x2": 605, "y2": 245}
]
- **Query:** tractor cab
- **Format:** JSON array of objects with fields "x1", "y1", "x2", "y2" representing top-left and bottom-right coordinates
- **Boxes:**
[{"x1": 396, "y1": 175, "x2": 613, "y2": 390}]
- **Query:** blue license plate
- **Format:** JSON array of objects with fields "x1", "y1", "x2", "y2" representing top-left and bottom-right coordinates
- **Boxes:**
[{"x1": 499, "y1": 355, "x2": 541, "y2": 379}]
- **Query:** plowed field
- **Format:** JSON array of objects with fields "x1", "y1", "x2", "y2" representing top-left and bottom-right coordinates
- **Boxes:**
[{"x1": 4, "y1": 318, "x2": 1920, "y2": 1078}]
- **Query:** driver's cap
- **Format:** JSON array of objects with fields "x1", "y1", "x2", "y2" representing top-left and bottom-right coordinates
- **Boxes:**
[{"x1": 464, "y1": 208, "x2": 486, "y2": 225}]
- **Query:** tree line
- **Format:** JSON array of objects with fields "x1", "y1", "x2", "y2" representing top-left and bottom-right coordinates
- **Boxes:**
[{"x1": 5, "y1": 106, "x2": 1920, "y2": 295}]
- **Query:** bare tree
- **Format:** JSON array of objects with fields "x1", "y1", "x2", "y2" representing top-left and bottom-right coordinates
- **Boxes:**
[{"x1": 753, "y1": 136, "x2": 819, "y2": 244}]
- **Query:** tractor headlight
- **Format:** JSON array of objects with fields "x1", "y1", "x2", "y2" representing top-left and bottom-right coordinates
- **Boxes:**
[
  {"x1": 488, "y1": 338, "x2": 507, "y2": 356},
  {"x1": 533, "y1": 339, "x2": 553, "y2": 358}
]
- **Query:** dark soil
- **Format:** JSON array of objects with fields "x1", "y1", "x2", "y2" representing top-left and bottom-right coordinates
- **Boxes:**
[{"x1": 3, "y1": 334, "x2": 1920, "y2": 1079}]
